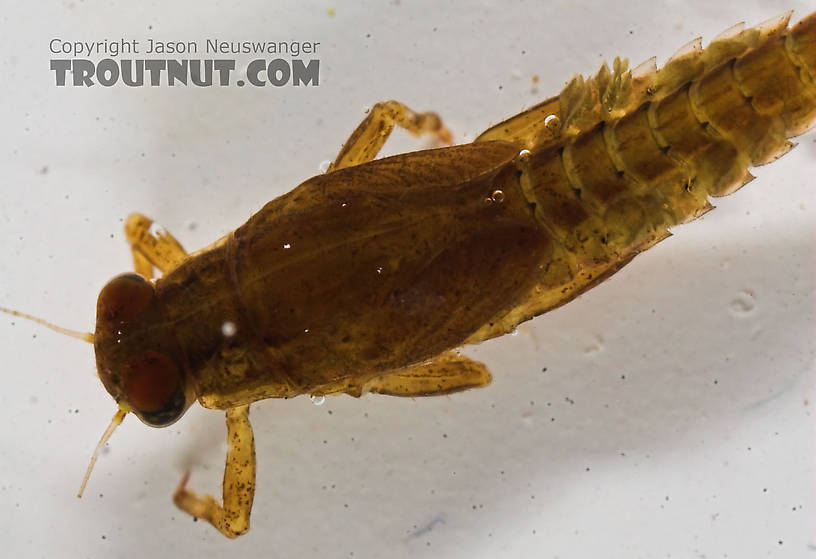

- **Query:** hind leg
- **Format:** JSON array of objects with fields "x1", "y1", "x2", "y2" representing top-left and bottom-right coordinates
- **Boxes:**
[{"x1": 329, "y1": 100, "x2": 453, "y2": 171}]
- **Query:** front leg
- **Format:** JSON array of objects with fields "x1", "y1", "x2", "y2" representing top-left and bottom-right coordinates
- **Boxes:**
[
  {"x1": 173, "y1": 404, "x2": 256, "y2": 538},
  {"x1": 124, "y1": 213, "x2": 188, "y2": 278},
  {"x1": 329, "y1": 100, "x2": 453, "y2": 172}
]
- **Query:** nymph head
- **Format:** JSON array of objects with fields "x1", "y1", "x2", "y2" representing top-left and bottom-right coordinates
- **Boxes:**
[{"x1": 94, "y1": 273, "x2": 193, "y2": 427}]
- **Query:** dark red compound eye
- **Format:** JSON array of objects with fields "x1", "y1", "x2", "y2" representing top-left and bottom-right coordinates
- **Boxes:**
[
  {"x1": 96, "y1": 273, "x2": 154, "y2": 324},
  {"x1": 123, "y1": 351, "x2": 186, "y2": 427}
]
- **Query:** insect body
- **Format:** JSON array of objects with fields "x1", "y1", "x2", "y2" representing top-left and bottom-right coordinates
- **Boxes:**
[{"x1": 3, "y1": 11, "x2": 815, "y2": 538}]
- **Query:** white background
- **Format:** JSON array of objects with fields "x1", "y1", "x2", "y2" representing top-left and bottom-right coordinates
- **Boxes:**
[{"x1": 1, "y1": 1, "x2": 814, "y2": 557}]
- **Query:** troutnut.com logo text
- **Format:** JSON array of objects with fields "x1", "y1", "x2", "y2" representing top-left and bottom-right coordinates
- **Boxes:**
[{"x1": 49, "y1": 38, "x2": 320, "y2": 87}]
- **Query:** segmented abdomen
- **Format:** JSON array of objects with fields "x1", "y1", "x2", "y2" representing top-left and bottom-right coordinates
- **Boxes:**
[
  {"x1": 467, "y1": 11, "x2": 816, "y2": 342},
  {"x1": 525, "y1": 11, "x2": 815, "y2": 268}
]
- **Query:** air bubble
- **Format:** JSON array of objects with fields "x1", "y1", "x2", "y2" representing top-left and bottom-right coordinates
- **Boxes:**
[
  {"x1": 319, "y1": 160, "x2": 331, "y2": 173},
  {"x1": 283, "y1": 243, "x2": 291, "y2": 249},
  {"x1": 221, "y1": 321, "x2": 237, "y2": 337},
  {"x1": 490, "y1": 190, "x2": 505, "y2": 204},
  {"x1": 310, "y1": 395, "x2": 326, "y2": 406},
  {"x1": 544, "y1": 114, "x2": 561, "y2": 132}
]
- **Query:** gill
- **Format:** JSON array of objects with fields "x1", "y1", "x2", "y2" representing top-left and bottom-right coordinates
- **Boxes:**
[{"x1": 0, "y1": 306, "x2": 127, "y2": 499}]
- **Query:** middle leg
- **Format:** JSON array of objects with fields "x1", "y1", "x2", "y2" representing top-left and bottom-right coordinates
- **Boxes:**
[{"x1": 344, "y1": 352, "x2": 493, "y2": 397}]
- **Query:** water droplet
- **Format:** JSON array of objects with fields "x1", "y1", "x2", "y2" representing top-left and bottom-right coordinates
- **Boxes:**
[
  {"x1": 310, "y1": 395, "x2": 326, "y2": 406},
  {"x1": 544, "y1": 114, "x2": 561, "y2": 132},
  {"x1": 584, "y1": 334, "x2": 604, "y2": 354},
  {"x1": 729, "y1": 290, "x2": 756, "y2": 316},
  {"x1": 283, "y1": 243, "x2": 291, "y2": 249},
  {"x1": 319, "y1": 160, "x2": 331, "y2": 173},
  {"x1": 511, "y1": 328, "x2": 519, "y2": 336},
  {"x1": 221, "y1": 321, "x2": 237, "y2": 337}
]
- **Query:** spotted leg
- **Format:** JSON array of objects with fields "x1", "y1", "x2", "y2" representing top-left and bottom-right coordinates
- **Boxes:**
[
  {"x1": 173, "y1": 404, "x2": 256, "y2": 538},
  {"x1": 329, "y1": 100, "x2": 453, "y2": 172}
]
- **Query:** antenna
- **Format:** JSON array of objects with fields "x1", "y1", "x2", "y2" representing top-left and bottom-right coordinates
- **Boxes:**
[
  {"x1": 0, "y1": 306, "x2": 93, "y2": 343},
  {"x1": 77, "y1": 406, "x2": 128, "y2": 498}
]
